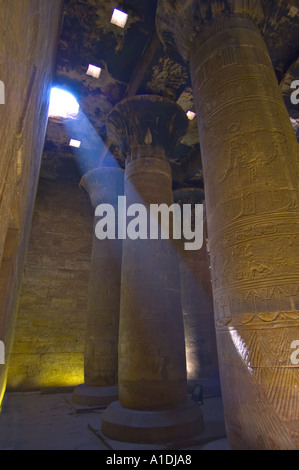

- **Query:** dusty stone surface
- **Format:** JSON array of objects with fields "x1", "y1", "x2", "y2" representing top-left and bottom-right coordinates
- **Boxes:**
[{"x1": 0, "y1": 392, "x2": 227, "y2": 450}]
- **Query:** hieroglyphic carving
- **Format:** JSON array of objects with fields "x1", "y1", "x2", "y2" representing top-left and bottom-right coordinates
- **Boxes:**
[
  {"x1": 214, "y1": 283, "x2": 299, "y2": 329},
  {"x1": 191, "y1": 27, "x2": 299, "y2": 346},
  {"x1": 209, "y1": 214, "x2": 299, "y2": 325},
  {"x1": 192, "y1": 39, "x2": 273, "y2": 95}
]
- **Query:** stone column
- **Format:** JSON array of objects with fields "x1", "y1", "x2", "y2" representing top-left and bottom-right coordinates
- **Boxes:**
[
  {"x1": 101, "y1": 95, "x2": 204, "y2": 444},
  {"x1": 72, "y1": 167, "x2": 124, "y2": 406},
  {"x1": 157, "y1": 1, "x2": 299, "y2": 450},
  {"x1": 173, "y1": 188, "x2": 220, "y2": 395}
]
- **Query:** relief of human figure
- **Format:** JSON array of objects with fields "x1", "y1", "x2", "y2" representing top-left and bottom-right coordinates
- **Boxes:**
[{"x1": 219, "y1": 126, "x2": 292, "y2": 220}]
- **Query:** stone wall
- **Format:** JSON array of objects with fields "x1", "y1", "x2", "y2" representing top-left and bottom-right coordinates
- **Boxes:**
[
  {"x1": 0, "y1": 0, "x2": 64, "y2": 406},
  {"x1": 7, "y1": 178, "x2": 93, "y2": 391}
]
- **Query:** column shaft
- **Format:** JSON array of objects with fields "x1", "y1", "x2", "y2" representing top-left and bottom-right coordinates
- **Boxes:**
[
  {"x1": 174, "y1": 189, "x2": 220, "y2": 394},
  {"x1": 119, "y1": 157, "x2": 187, "y2": 410},
  {"x1": 72, "y1": 167, "x2": 124, "y2": 406}
]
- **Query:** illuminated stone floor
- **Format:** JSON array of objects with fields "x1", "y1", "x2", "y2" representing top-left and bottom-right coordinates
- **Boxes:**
[{"x1": 0, "y1": 391, "x2": 229, "y2": 450}]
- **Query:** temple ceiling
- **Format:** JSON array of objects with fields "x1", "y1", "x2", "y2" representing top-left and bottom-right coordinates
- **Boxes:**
[{"x1": 42, "y1": 0, "x2": 299, "y2": 188}]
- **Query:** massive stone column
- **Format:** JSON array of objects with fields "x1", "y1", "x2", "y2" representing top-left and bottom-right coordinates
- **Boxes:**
[
  {"x1": 101, "y1": 95, "x2": 204, "y2": 443},
  {"x1": 157, "y1": 1, "x2": 299, "y2": 450},
  {"x1": 72, "y1": 167, "x2": 124, "y2": 406},
  {"x1": 174, "y1": 188, "x2": 220, "y2": 395}
]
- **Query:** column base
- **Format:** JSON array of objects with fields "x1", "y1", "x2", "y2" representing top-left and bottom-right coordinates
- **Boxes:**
[
  {"x1": 101, "y1": 398, "x2": 204, "y2": 444},
  {"x1": 72, "y1": 384, "x2": 118, "y2": 407}
]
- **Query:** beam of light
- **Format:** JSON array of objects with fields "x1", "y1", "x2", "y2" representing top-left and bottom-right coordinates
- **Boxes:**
[
  {"x1": 48, "y1": 87, "x2": 80, "y2": 120},
  {"x1": 46, "y1": 103, "x2": 214, "y2": 387},
  {"x1": 61, "y1": 109, "x2": 122, "y2": 176}
]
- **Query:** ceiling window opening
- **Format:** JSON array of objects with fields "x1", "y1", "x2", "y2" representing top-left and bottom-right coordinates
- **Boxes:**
[
  {"x1": 86, "y1": 64, "x2": 102, "y2": 79},
  {"x1": 186, "y1": 111, "x2": 196, "y2": 121},
  {"x1": 111, "y1": 8, "x2": 128, "y2": 28},
  {"x1": 48, "y1": 87, "x2": 80, "y2": 120}
]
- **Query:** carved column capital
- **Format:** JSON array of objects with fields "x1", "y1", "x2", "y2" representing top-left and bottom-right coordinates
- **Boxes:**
[
  {"x1": 156, "y1": 0, "x2": 264, "y2": 62},
  {"x1": 106, "y1": 95, "x2": 188, "y2": 161},
  {"x1": 80, "y1": 167, "x2": 124, "y2": 208}
]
